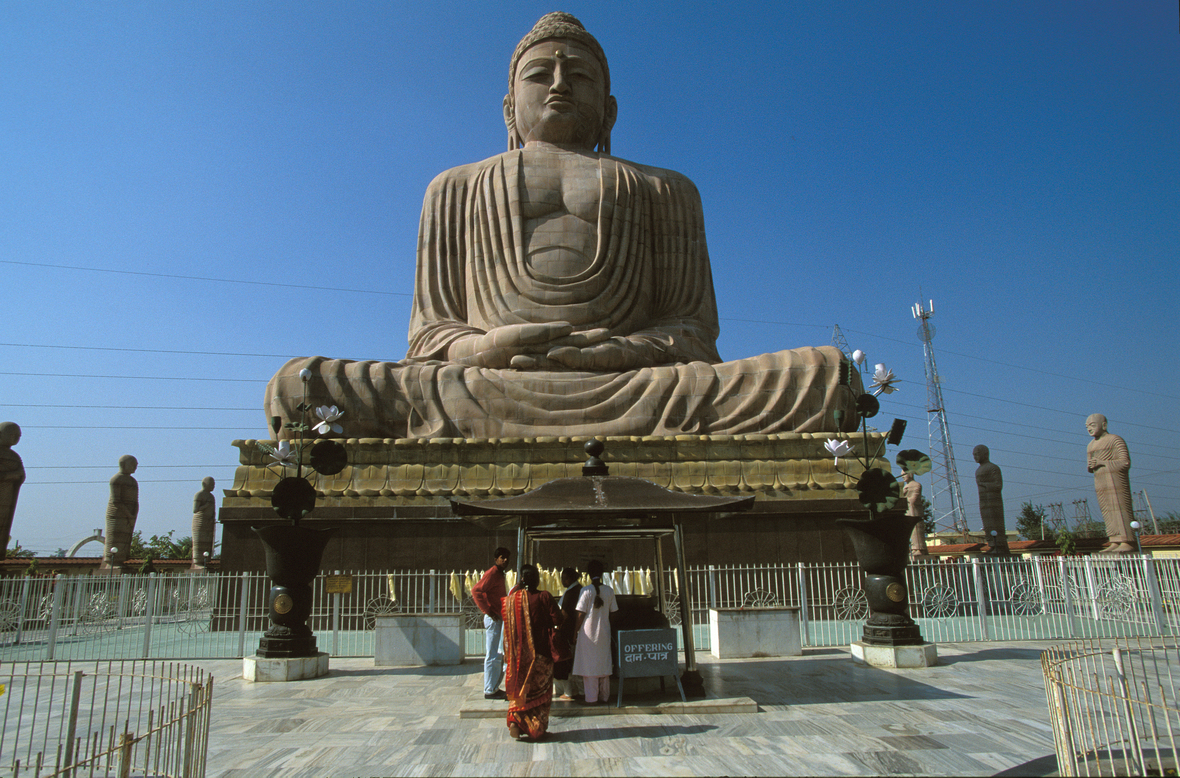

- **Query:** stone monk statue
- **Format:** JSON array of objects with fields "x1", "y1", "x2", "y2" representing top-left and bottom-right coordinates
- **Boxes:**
[
  {"x1": 266, "y1": 12, "x2": 859, "y2": 439},
  {"x1": 973, "y1": 445, "x2": 1008, "y2": 554},
  {"x1": 1086, "y1": 414, "x2": 1134, "y2": 554},
  {"x1": 192, "y1": 476, "x2": 216, "y2": 570},
  {"x1": 0, "y1": 422, "x2": 25, "y2": 561},
  {"x1": 102, "y1": 455, "x2": 139, "y2": 569}
]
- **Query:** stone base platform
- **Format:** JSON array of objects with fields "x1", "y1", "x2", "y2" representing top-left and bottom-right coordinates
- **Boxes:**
[
  {"x1": 219, "y1": 434, "x2": 889, "y2": 572},
  {"x1": 244, "y1": 652, "x2": 330, "y2": 682},
  {"x1": 459, "y1": 693, "x2": 757, "y2": 718},
  {"x1": 850, "y1": 641, "x2": 938, "y2": 668}
]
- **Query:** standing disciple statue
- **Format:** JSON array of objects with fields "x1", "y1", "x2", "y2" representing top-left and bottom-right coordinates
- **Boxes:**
[
  {"x1": 902, "y1": 470, "x2": 927, "y2": 558},
  {"x1": 102, "y1": 455, "x2": 139, "y2": 569},
  {"x1": 973, "y1": 445, "x2": 1008, "y2": 554},
  {"x1": 1086, "y1": 414, "x2": 1135, "y2": 554},
  {"x1": 191, "y1": 476, "x2": 216, "y2": 570},
  {"x1": 0, "y1": 422, "x2": 25, "y2": 561},
  {"x1": 265, "y1": 12, "x2": 860, "y2": 440}
]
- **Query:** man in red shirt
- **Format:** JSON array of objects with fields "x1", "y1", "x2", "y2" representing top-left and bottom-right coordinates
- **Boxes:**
[{"x1": 472, "y1": 546, "x2": 511, "y2": 699}]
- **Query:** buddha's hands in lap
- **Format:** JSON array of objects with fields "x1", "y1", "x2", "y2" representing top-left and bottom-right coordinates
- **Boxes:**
[
  {"x1": 545, "y1": 337, "x2": 657, "y2": 371},
  {"x1": 450, "y1": 323, "x2": 612, "y2": 369}
]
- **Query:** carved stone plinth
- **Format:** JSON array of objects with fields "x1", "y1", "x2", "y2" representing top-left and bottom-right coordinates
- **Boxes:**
[
  {"x1": 851, "y1": 641, "x2": 938, "y2": 668},
  {"x1": 243, "y1": 652, "x2": 329, "y2": 683}
]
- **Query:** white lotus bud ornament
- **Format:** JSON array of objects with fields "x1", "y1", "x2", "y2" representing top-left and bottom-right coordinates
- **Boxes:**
[
  {"x1": 313, "y1": 406, "x2": 344, "y2": 435},
  {"x1": 851, "y1": 349, "x2": 866, "y2": 366},
  {"x1": 870, "y1": 364, "x2": 899, "y2": 396},
  {"x1": 823, "y1": 438, "x2": 854, "y2": 465}
]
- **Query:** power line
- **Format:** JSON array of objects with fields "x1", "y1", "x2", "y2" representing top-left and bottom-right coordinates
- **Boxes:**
[
  {"x1": 0, "y1": 372, "x2": 263, "y2": 383},
  {"x1": 0, "y1": 343, "x2": 302, "y2": 359},
  {"x1": 0, "y1": 259, "x2": 411, "y2": 298},
  {"x1": 3, "y1": 404, "x2": 255, "y2": 411}
]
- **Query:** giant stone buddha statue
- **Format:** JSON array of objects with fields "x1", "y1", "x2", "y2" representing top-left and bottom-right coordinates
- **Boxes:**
[{"x1": 266, "y1": 12, "x2": 860, "y2": 440}]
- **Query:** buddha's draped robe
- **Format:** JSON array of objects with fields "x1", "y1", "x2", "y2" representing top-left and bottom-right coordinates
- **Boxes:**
[
  {"x1": 1088, "y1": 433, "x2": 1133, "y2": 539},
  {"x1": 266, "y1": 151, "x2": 859, "y2": 439}
]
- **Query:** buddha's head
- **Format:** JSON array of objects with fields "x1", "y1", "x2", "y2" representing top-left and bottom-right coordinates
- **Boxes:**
[
  {"x1": 973, "y1": 444, "x2": 990, "y2": 464},
  {"x1": 0, "y1": 421, "x2": 19, "y2": 448},
  {"x1": 1086, "y1": 413, "x2": 1107, "y2": 439},
  {"x1": 118, "y1": 454, "x2": 138, "y2": 475},
  {"x1": 505, "y1": 12, "x2": 617, "y2": 152}
]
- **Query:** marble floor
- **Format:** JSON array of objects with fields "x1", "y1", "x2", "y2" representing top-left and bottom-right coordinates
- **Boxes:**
[{"x1": 195, "y1": 641, "x2": 1059, "y2": 777}]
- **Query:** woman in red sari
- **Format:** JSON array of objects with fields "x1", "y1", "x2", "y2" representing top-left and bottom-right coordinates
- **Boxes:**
[{"x1": 502, "y1": 564, "x2": 564, "y2": 741}]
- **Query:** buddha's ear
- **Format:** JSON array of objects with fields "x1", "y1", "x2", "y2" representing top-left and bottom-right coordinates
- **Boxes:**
[
  {"x1": 503, "y1": 95, "x2": 519, "y2": 150},
  {"x1": 599, "y1": 95, "x2": 618, "y2": 154}
]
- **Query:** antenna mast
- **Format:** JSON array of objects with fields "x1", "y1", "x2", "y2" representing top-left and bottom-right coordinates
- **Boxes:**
[{"x1": 912, "y1": 299, "x2": 968, "y2": 535}]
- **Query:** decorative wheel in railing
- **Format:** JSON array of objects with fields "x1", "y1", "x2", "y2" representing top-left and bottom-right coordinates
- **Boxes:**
[
  {"x1": 833, "y1": 587, "x2": 869, "y2": 621},
  {"x1": 921, "y1": 584, "x2": 959, "y2": 618},
  {"x1": 663, "y1": 594, "x2": 682, "y2": 626},
  {"x1": 1009, "y1": 582, "x2": 1045, "y2": 616},
  {"x1": 0, "y1": 599, "x2": 20, "y2": 633},
  {"x1": 177, "y1": 609, "x2": 213, "y2": 634},
  {"x1": 78, "y1": 592, "x2": 117, "y2": 634},
  {"x1": 36, "y1": 594, "x2": 55, "y2": 621},
  {"x1": 363, "y1": 597, "x2": 399, "y2": 629},
  {"x1": 173, "y1": 584, "x2": 212, "y2": 614},
  {"x1": 1096, "y1": 574, "x2": 1138, "y2": 618},
  {"x1": 741, "y1": 589, "x2": 781, "y2": 608},
  {"x1": 130, "y1": 588, "x2": 148, "y2": 616},
  {"x1": 461, "y1": 600, "x2": 484, "y2": 630}
]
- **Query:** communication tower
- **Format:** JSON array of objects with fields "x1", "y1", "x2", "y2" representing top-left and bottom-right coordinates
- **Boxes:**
[{"x1": 912, "y1": 299, "x2": 968, "y2": 535}]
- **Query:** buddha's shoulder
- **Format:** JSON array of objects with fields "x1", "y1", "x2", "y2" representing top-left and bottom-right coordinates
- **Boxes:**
[{"x1": 424, "y1": 152, "x2": 701, "y2": 196}]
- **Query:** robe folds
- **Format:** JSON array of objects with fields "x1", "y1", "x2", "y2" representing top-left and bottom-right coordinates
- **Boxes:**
[{"x1": 265, "y1": 151, "x2": 860, "y2": 439}]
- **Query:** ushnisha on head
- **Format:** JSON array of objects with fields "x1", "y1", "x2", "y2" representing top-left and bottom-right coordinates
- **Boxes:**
[
  {"x1": 118, "y1": 454, "x2": 138, "y2": 475},
  {"x1": 0, "y1": 422, "x2": 19, "y2": 447},
  {"x1": 504, "y1": 12, "x2": 618, "y2": 153},
  {"x1": 1086, "y1": 413, "x2": 1107, "y2": 438},
  {"x1": 973, "y1": 444, "x2": 990, "y2": 463}
]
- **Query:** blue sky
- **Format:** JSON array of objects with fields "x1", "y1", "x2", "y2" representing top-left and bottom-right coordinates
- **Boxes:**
[{"x1": 2, "y1": 1, "x2": 1177, "y2": 554}]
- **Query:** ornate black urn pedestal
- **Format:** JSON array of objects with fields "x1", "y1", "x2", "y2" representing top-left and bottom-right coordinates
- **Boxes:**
[
  {"x1": 253, "y1": 524, "x2": 336, "y2": 658},
  {"x1": 837, "y1": 511, "x2": 938, "y2": 667},
  {"x1": 243, "y1": 524, "x2": 336, "y2": 682}
]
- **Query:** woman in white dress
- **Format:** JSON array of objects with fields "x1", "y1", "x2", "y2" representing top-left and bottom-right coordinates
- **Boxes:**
[{"x1": 572, "y1": 560, "x2": 619, "y2": 704}]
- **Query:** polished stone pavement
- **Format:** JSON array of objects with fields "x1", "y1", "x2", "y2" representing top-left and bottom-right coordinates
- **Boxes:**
[{"x1": 195, "y1": 641, "x2": 1059, "y2": 777}]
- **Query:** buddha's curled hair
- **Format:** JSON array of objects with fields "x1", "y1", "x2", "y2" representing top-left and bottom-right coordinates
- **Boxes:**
[{"x1": 586, "y1": 559, "x2": 605, "y2": 609}]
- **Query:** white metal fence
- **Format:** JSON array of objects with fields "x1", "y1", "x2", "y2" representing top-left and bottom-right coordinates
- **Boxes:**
[
  {"x1": 1042, "y1": 637, "x2": 1179, "y2": 776},
  {"x1": 1, "y1": 556, "x2": 1176, "y2": 662},
  {"x1": 0, "y1": 659, "x2": 213, "y2": 778}
]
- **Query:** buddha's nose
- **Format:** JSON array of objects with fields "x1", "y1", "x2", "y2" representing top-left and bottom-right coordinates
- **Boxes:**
[{"x1": 550, "y1": 67, "x2": 570, "y2": 94}]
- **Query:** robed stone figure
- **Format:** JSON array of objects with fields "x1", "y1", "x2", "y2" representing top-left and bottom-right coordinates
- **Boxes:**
[
  {"x1": 1086, "y1": 414, "x2": 1135, "y2": 554},
  {"x1": 0, "y1": 422, "x2": 24, "y2": 561},
  {"x1": 265, "y1": 12, "x2": 859, "y2": 440}
]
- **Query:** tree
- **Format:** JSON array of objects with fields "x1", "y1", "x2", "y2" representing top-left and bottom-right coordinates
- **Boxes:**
[
  {"x1": 1155, "y1": 511, "x2": 1180, "y2": 534},
  {"x1": 125, "y1": 530, "x2": 192, "y2": 560},
  {"x1": 1015, "y1": 502, "x2": 1049, "y2": 541},
  {"x1": 6, "y1": 539, "x2": 35, "y2": 558}
]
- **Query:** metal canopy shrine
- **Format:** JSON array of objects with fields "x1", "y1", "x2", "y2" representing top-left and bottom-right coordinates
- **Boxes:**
[{"x1": 449, "y1": 449, "x2": 754, "y2": 696}]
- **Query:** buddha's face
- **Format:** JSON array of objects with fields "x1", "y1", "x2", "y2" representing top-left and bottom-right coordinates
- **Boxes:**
[
  {"x1": 509, "y1": 39, "x2": 611, "y2": 149},
  {"x1": 1086, "y1": 414, "x2": 1106, "y2": 438}
]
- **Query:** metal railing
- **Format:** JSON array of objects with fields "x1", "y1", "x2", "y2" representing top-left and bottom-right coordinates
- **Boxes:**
[
  {"x1": 1042, "y1": 637, "x2": 1179, "y2": 776},
  {"x1": 0, "y1": 660, "x2": 213, "y2": 778},
  {"x1": 1, "y1": 556, "x2": 1176, "y2": 661}
]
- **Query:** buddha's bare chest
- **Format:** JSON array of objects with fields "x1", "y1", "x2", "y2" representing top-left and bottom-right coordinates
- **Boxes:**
[{"x1": 519, "y1": 154, "x2": 613, "y2": 277}]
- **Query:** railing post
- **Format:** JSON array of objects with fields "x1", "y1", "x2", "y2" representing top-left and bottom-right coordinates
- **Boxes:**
[
  {"x1": 332, "y1": 570, "x2": 341, "y2": 656},
  {"x1": 142, "y1": 573, "x2": 156, "y2": 658},
  {"x1": 69, "y1": 576, "x2": 86, "y2": 637},
  {"x1": 115, "y1": 574, "x2": 130, "y2": 630},
  {"x1": 117, "y1": 730, "x2": 135, "y2": 778},
  {"x1": 1060, "y1": 557, "x2": 1078, "y2": 637},
  {"x1": 1141, "y1": 556, "x2": 1166, "y2": 635},
  {"x1": 1032, "y1": 558, "x2": 1047, "y2": 615},
  {"x1": 46, "y1": 574, "x2": 66, "y2": 661},
  {"x1": 971, "y1": 558, "x2": 989, "y2": 641},
  {"x1": 707, "y1": 565, "x2": 717, "y2": 610},
  {"x1": 63, "y1": 669, "x2": 84, "y2": 773},
  {"x1": 1111, "y1": 647, "x2": 1147, "y2": 774},
  {"x1": 428, "y1": 569, "x2": 437, "y2": 613},
  {"x1": 797, "y1": 562, "x2": 810, "y2": 647},
  {"x1": 14, "y1": 575, "x2": 30, "y2": 645},
  {"x1": 237, "y1": 572, "x2": 250, "y2": 657}
]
